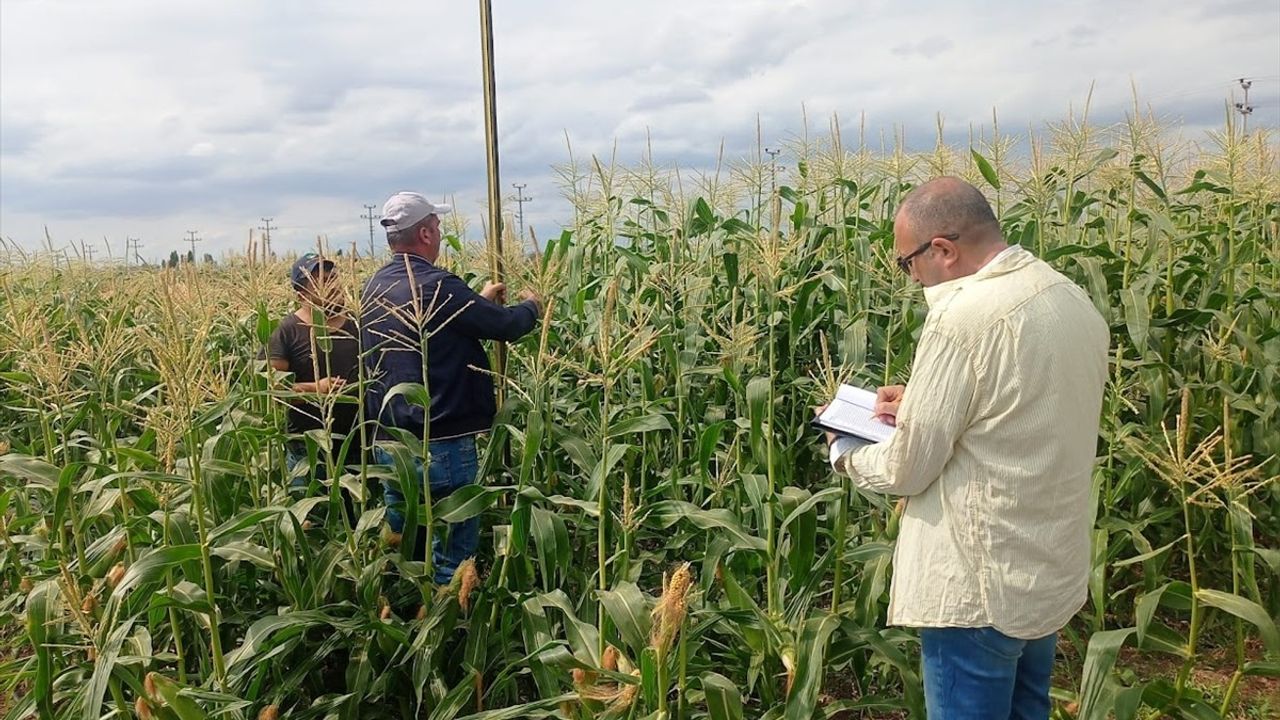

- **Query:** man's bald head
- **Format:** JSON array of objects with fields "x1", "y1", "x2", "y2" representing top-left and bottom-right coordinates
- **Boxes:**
[
  {"x1": 895, "y1": 177, "x2": 1001, "y2": 246},
  {"x1": 892, "y1": 177, "x2": 1007, "y2": 286}
]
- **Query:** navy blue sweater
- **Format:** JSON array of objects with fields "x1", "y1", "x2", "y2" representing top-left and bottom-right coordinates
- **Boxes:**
[{"x1": 360, "y1": 253, "x2": 539, "y2": 441}]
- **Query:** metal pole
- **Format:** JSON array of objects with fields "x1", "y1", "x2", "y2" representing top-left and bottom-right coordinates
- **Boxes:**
[
  {"x1": 1234, "y1": 78, "x2": 1253, "y2": 135},
  {"x1": 510, "y1": 182, "x2": 532, "y2": 246},
  {"x1": 479, "y1": 0, "x2": 507, "y2": 404},
  {"x1": 258, "y1": 218, "x2": 276, "y2": 259},
  {"x1": 185, "y1": 231, "x2": 202, "y2": 262},
  {"x1": 765, "y1": 147, "x2": 781, "y2": 191},
  {"x1": 362, "y1": 204, "x2": 381, "y2": 259}
]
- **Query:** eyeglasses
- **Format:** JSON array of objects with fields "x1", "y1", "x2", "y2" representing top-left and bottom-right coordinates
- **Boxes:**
[{"x1": 895, "y1": 233, "x2": 959, "y2": 273}]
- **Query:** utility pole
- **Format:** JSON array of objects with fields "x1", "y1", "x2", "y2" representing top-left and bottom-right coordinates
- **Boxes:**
[
  {"x1": 81, "y1": 240, "x2": 97, "y2": 264},
  {"x1": 1234, "y1": 78, "x2": 1254, "y2": 135},
  {"x1": 764, "y1": 147, "x2": 782, "y2": 191},
  {"x1": 361, "y1": 204, "x2": 381, "y2": 258},
  {"x1": 185, "y1": 230, "x2": 202, "y2": 262},
  {"x1": 508, "y1": 183, "x2": 532, "y2": 244},
  {"x1": 478, "y1": 0, "x2": 509, "y2": 428},
  {"x1": 126, "y1": 237, "x2": 143, "y2": 266},
  {"x1": 258, "y1": 217, "x2": 276, "y2": 259}
]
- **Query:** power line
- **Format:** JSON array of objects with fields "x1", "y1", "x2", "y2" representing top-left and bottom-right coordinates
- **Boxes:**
[{"x1": 361, "y1": 204, "x2": 381, "y2": 259}]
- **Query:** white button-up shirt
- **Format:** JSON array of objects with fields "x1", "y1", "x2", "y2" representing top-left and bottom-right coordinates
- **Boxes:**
[{"x1": 831, "y1": 245, "x2": 1109, "y2": 639}]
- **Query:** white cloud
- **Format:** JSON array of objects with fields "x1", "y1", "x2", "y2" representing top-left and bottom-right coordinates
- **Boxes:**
[{"x1": 1, "y1": 0, "x2": 1277, "y2": 260}]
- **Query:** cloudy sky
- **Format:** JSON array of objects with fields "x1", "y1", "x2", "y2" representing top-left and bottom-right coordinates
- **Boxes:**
[{"x1": 1, "y1": 0, "x2": 1277, "y2": 261}]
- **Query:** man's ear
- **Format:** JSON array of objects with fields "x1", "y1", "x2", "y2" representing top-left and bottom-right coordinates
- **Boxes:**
[{"x1": 936, "y1": 237, "x2": 961, "y2": 266}]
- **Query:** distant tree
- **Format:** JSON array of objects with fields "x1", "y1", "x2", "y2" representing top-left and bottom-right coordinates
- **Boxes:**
[
  {"x1": 185, "y1": 251, "x2": 194, "y2": 264},
  {"x1": 168, "y1": 250, "x2": 180, "y2": 268},
  {"x1": 336, "y1": 248, "x2": 344, "y2": 257},
  {"x1": 203, "y1": 253, "x2": 215, "y2": 265}
]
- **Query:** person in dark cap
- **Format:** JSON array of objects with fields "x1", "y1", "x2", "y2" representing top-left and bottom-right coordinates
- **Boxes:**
[{"x1": 266, "y1": 253, "x2": 362, "y2": 489}]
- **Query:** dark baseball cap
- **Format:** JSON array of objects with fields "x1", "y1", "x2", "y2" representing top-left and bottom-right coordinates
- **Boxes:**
[{"x1": 290, "y1": 253, "x2": 335, "y2": 292}]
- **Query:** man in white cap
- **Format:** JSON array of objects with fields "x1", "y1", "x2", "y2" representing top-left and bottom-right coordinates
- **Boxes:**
[{"x1": 360, "y1": 191, "x2": 542, "y2": 583}]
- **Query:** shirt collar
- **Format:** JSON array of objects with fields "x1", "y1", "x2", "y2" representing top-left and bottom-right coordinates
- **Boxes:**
[
  {"x1": 386, "y1": 251, "x2": 435, "y2": 271},
  {"x1": 922, "y1": 244, "x2": 1030, "y2": 308}
]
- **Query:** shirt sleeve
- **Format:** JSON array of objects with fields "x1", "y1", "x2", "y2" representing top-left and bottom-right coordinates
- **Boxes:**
[
  {"x1": 831, "y1": 329, "x2": 978, "y2": 496},
  {"x1": 427, "y1": 274, "x2": 540, "y2": 341}
]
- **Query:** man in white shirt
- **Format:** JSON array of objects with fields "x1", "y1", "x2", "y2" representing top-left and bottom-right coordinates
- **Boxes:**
[{"x1": 824, "y1": 177, "x2": 1109, "y2": 719}]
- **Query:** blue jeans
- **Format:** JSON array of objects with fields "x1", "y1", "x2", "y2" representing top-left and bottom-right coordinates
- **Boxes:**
[
  {"x1": 285, "y1": 444, "x2": 324, "y2": 491},
  {"x1": 373, "y1": 436, "x2": 479, "y2": 584},
  {"x1": 920, "y1": 627, "x2": 1057, "y2": 720}
]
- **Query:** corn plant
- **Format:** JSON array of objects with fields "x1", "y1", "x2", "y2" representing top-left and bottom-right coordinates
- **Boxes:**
[{"x1": 1, "y1": 104, "x2": 1277, "y2": 720}]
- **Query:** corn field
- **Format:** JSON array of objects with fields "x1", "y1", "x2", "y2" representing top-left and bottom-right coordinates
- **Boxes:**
[{"x1": 1, "y1": 108, "x2": 1278, "y2": 719}]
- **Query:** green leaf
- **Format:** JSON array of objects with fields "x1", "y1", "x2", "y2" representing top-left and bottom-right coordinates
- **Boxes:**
[
  {"x1": 224, "y1": 611, "x2": 329, "y2": 671},
  {"x1": 647, "y1": 501, "x2": 766, "y2": 552},
  {"x1": 702, "y1": 672, "x2": 744, "y2": 720},
  {"x1": 970, "y1": 149, "x2": 1001, "y2": 189},
  {"x1": 427, "y1": 674, "x2": 475, "y2": 720},
  {"x1": 150, "y1": 673, "x2": 210, "y2": 720},
  {"x1": 1243, "y1": 660, "x2": 1280, "y2": 677},
  {"x1": 1196, "y1": 589, "x2": 1280, "y2": 657},
  {"x1": 433, "y1": 484, "x2": 501, "y2": 523},
  {"x1": 587, "y1": 443, "x2": 630, "y2": 500},
  {"x1": 597, "y1": 582, "x2": 651, "y2": 654},
  {"x1": 452, "y1": 694, "x2": 577, "y2": 720},
  {"x1": 112, "y1": 544, "x2": 203, "y2": 599},
  {"x1": 209, "y1": 506, "x2": 289, "y2": 544},
  {"x1": 0, "y1": 454, "x2": 60, "y2": 488},
  {"x1": 380, "y1": 382, "x2": 433, "y2": 417},
  {"x1": 785, "y1": 612, "x2": 841, "y2": 720},
  {"x1": 1135, "y1": 582, "x2": 1181, "y2": 651},
  {"x1": 1120, "y1": 286, "x2": 1151, "y2": 351},
  {"x1": 697, "y1": 421, "x2": 730, "y2": 482},
  {"x1": 1078, "y1": 627, "x2": 1137, "y2": 720},
  {"x1": 608, "y1": 412, "x2": 672, "y2": 437},
  {"x1": 641, "y1": 647, "x2": 660, "y2": 709},
  {"x1": 532, "y1": 591, "x2": 601, "y2": 664},
  {"x1": 211, "y1": 541, "x2": 274, "y2": 570},
  {"x1": 26, "y1": 579, "x2": 58, "y2": 719},
  {"x1": 1253, "y1": 547, "x2": 1280, "y2": 576},
  {"x1": 780, "y1": 486, "x2": 842, "y2": 531},
  {"x1": 530, "y1": 508, "x2": 571, "y2": 591},
  {"x1": 557, "y1": 433, "x2": 596, "y2": 476},
  {"x1": 518, "y1": 408, "x2": 544, "y2": 488},
  {"x1": 1113, "y1": 535, "x2": 1183, "y2": 569}
]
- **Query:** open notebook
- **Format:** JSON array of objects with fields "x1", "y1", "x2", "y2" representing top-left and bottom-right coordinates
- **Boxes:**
[{"x1": 813, "y1": 384, "x2": 895, "y2": 444}]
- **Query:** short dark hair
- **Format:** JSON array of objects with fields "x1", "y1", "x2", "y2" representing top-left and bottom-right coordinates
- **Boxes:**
[
  {"x1": 386, "y1": 215, "x2": 435, "y2": 249},
  {"x1": 897, "y1": 177, "x2": 1000, "y2": 244}
]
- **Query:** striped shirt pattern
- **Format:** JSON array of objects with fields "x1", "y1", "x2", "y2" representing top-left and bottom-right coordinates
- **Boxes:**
[{"x1": 831, "y1": 245, "x2": 1109, "y2": 639}]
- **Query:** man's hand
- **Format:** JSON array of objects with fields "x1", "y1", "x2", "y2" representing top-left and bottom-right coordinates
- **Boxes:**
[
  {"x1": 480, "y1": 282, "x2": 507, "y2": 304},
  {"x1": 315, "y1": 376, "x2": 346, "y2": 394},
  {"x1": 874, "y1": 384, "x2": 906, "y2": 426},
  {"x1": 814, "y1": 404, "x2": 838, "y2": 447},
  {"x1": 518, "y1": 289, "x2": 544, "y2": 316}
]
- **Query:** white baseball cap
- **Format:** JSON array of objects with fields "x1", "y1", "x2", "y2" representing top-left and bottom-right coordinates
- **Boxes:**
[{"x1": 380, "y1": 191, "x2": 453, "y2": 232}]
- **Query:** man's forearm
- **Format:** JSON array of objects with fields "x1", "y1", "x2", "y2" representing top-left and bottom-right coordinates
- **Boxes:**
[{"x1": 827, "y1": 437, "x2": 929, "y2": 496}]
